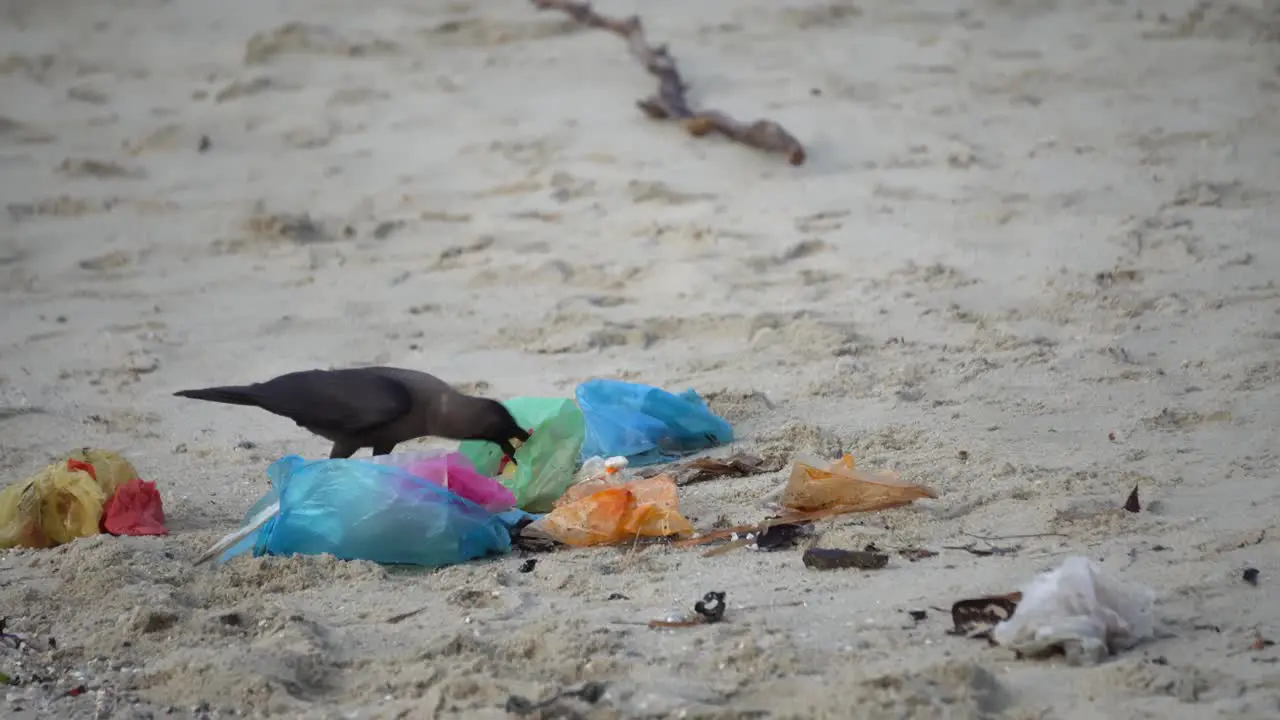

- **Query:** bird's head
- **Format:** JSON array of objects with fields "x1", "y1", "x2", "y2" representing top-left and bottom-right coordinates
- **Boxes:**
[{"x1": 468, "y1": 398, "x2": 531, "y2": 466}]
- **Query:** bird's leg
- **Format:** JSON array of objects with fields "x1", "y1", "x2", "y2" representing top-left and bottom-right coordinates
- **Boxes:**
[
  {"x1": 372, "y1": 444, "x2": 395, "y2": 456},
  {"x1": 329, "y1": 441, "x2": 359, "y2": 459}
]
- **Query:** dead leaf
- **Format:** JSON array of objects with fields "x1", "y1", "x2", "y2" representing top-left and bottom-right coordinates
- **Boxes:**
[
  {"x1": 673, "y1": 453, "x2": 780, "y2": 486},
  {"x1": 802, "y1": 547, "x2": 889, "y2": 570},
  {"x1": 1124, "y1": 485, "x2": 1141, "y2": 513}
]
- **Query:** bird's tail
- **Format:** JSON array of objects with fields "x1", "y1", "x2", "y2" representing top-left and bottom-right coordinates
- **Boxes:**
[{"x1": 173, "y1": 385, "x2": 263, "y2": 407}]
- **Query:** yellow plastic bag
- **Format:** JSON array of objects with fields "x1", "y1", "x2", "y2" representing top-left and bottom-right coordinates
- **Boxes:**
[
  {"x1": 782, "y1": 454, "x2": 935, "y2": 512},
  {"x1": 530, "y1": 474, "x2": 694, "y2": 547},
  {"x1": 0, "y1": 462, "x2": 107, "y2": 549},
  {"x1": 64, "y1": 447, "x2": 138, "y2": 497}
]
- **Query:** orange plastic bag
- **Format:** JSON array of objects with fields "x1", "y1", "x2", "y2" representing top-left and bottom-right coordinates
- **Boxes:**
[
  {"x1": 782, "y1": 454, "x2": 935, "y2": 512},
  {"x1": 0, "y1": 461, "x2": 107, "y2": 549},
  {"x1": 530, "y1": 474, "x2": 694, "y2": 547}
]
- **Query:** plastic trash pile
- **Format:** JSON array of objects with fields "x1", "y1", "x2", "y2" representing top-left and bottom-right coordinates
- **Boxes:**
[
  {"x1": 203, "y1": 378, "x2": 741, "y2": 568},
  {"x1": 2, "y1": 379, "x2": 1162, "y2": 666},
  {"x1": 0, "y1": 448, "x2": 168, "y2": 549},
  {"x1": 0, "y1": 379, "x2": 939, "y2": 581}
]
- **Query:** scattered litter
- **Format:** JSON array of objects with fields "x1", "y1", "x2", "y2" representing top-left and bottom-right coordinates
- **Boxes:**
[
  {"x1": 506, "y1": 681, "x2": 608, "y2": 716},
  {"x1": 991, "y1": 556, "x2": 1157, "y2": 665},
  {"x1": 1, "y1": 449, "x2": 163, "y2": 549},
  {"x1": 519, "y1": 558, "x2": 537, "y2": 573},
  {"x1": 1123, "y1": 485, "x2": 1141, "y2": 513},
  {"x1": 908, "y1": 609, "x2": 928, "y2": 622},
  {"x1": 694, "y1": 591, "x2": 727, "y2": 621},
  {"x1": 802, "y1": 547, "x2": 889, "y2": 571},
  {"x1": 1243, "y1": 568, "x2": 1260, "y2": 586},
  {"x1": 507, "y1": 515, "x2": 560, "y2": 554},
  {"x1": 607, "y1": 593, "x2": 629, "y2": 601},
  {"x1": 943, "y1": 541, "x2": 1020, "y2": 557},
  {"x1": 575, "y1": 378, "x2": 734, "y2": 467},
  {"x1": 700, "y1": 521, "x2": 811, "y2": 558},
  {"x1": 676, "y1": 454, "x2": 935, "y2": 552},
  {"x1": 0, "y1": 460, "x2": 104, "y2": 548},
  {"x1": 754, "y1": 522, "x2": 808, "y2": 550},
  {"x1": 675, "y1": 507, "x2": 862, "y2": 550},
  {"x1": 365, "y1": 449, "x2": 516, "y2": 512},
  {"x1": 458, "y1": 396, "x2": 585, "y2": 512},
  {"x1": 699, "y1": 538, "x2": 749, "y2": 558},
  {"x1": 667, "y1": 453, "x2": 780, "y2": 486},
  {"x1": 947, "y1": 593, "x2": 1022, "y2": 640},
  {"x1": 529, "y1": 473, "x2": 694, "y2": 547},
  {"x1": 899, "y1": 547, "x2": 939, "y2": 561},
  {"x1": 649, "y1": 591, "x2": 728, "y2": 628},
  {"x1": 188, "y1": 379, "x2": 933, "y2": 577},
  {"x1": 202, "y1": 455, "x2": 516, "y2": 567},
  {"x1": 781, "y1": 453, "x2": 935, "y2": 513}
]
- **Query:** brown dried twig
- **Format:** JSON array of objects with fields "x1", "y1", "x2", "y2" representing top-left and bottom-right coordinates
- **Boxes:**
[{"x1": 530, "y1": 0, "x2": 806, "y2": 165}]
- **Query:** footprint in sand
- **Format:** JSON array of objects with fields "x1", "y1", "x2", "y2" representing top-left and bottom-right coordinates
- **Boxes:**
[
  {"x1": 58, "y1": 157, "x2": 146, "y2": 180},
  {"x1": 243, "y1": 23, "x2": 403, "y2": 65},
  {"x1": 214, "y1": 76, "x2": 300, "y2": 103},
  {"x1": 421, "y1": 15, "x2": 581, "y2": 47},
  {"x1": 0, "y1": 115, "x2": 55, "y2": 144}
]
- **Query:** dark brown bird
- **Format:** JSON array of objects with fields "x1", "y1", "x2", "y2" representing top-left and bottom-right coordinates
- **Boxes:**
[{"x1": 173, "y1": 366, "x2": 530, "y2": 461}]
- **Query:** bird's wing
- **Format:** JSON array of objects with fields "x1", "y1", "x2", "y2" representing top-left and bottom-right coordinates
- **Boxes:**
[{"x1": 247, "y1": 369, "x2": 413, "y2": 434}]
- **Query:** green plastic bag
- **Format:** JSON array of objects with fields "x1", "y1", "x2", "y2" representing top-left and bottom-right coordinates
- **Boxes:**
[{"x1": 458, "y1": 397, "x2": 585, "y2": 513}]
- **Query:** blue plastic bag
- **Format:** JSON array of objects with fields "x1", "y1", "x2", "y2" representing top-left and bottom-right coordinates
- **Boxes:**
[
  {"x1": 214, "y1": 455, "x2": 516, "y2": 567},
  {"x1": 575, "y1": 379, "x2": 734, "y2": 467}
]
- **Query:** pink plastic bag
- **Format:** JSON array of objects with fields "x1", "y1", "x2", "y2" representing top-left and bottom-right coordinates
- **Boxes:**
[{"x1": 365, "y1": 450, "x2": 516, "y2": 513}]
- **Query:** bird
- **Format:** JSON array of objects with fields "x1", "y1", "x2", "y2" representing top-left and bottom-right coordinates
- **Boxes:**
[{"x1": 173, "y1": 366, "x2": 530, "y2": 461}]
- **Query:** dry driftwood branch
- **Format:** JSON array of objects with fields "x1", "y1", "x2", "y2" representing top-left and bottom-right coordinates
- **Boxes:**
[{"x1": 531, "y1": 0, "x2": 806, "y2": 166}]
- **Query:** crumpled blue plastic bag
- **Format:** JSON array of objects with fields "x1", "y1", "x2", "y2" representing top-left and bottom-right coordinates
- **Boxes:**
[
  {"x1": 575, "y1": 378, "x2": 734, "y2": 467},
  {"x1": 216, "y1": 455, "x2": 519, "y2": 567}
]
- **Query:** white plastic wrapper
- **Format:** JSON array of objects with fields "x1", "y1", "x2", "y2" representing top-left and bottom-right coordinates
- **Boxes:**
[
  {"x1": 574, "y1": 455, "x2": 631, "y2": 483},
  {"x1": 992, "y1": 555, "x2": 1157, "y2": 665}
]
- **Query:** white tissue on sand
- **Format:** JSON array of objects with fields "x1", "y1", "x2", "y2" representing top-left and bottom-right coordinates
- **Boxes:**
[{"x1": 992, "y1": 555, "x2": 1156, "y2": 665}]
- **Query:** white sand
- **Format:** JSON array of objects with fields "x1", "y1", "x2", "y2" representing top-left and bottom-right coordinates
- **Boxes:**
[{"x1": 3, "y1": 0, "x2": 1280, "y2": 717}]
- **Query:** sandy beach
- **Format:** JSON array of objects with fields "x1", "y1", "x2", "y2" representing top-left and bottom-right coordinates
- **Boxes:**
[{"x1": 3, "y1": 0, "x2": 1280, "y2": 717}]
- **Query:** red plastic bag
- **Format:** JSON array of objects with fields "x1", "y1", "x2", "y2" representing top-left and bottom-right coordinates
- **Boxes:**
[{"x1": 102, "y1": 478, "x2": 168, "y2": 536}]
